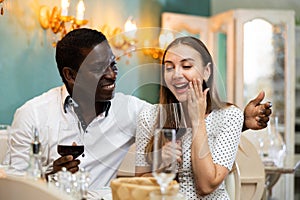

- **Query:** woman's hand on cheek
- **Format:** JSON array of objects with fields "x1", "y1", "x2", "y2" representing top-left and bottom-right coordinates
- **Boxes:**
[{"x1": 187, "y1": 79, "x2": 209, "y2": 126}]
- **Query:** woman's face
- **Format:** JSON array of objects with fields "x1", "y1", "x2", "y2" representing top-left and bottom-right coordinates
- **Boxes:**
[{"x1": 163, "y1": 44, "x2": 210, "y2": 102}]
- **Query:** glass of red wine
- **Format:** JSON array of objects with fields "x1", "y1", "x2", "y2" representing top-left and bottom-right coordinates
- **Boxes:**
[{"x1": 57, "y1": 122, "x2": 84, "y2": 159}]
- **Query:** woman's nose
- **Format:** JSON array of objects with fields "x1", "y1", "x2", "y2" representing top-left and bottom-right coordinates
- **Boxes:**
[{"x1": 173, "y1": 67, "x2": 182, "y2": 78}]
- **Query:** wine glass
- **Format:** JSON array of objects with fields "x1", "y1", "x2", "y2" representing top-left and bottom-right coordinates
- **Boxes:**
[
  {"x1": 266, "y1": 116, "x2": 286, "y2": 167},
  {"x1": 57, "y1": 122, "x2": 85, "y2": 160},
  {"x1": 160, "y1": 103, "x2": 189, "y2": 174},
  {"x1": 152, "y1": 128, "x2": 177, "y2": 195},
  {"x1": 152, "y1": 103, "x2": 188, "y2": 195}
]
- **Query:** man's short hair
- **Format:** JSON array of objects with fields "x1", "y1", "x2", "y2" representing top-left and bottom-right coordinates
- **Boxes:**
[{"x1": 55, "y1": 28, "x2": 107, "y2": 84}]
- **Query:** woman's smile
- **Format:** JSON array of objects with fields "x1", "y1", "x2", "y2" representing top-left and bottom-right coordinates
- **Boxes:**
[{"x1": 172, "y1": 82, "x2": 189, "y2": 94}]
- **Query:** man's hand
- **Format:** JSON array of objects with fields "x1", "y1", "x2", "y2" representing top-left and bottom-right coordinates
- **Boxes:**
[
  {"x1": 243, "y1": 91, "x2": 272, "y2": 131},
  {"x1": 46, "y1": 155, "x2": 80, "y2": 180}
]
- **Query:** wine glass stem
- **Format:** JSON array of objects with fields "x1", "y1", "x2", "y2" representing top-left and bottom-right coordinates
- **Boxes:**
[
  {"x1": 160, "y1": 186, "x2": 167, "y2": 200},
  {"x1": 160, "y1": 184, "x2": 167, "y2": 195}
]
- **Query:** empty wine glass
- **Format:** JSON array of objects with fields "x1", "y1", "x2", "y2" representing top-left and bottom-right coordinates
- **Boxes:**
[{"x1": 57, "y1": 122, "x2": 85, "y2": 160}]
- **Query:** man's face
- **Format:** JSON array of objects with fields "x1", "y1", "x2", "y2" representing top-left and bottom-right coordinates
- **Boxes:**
[{"x1": 72, "y1": 41, "x2": 118, "y2": 104}]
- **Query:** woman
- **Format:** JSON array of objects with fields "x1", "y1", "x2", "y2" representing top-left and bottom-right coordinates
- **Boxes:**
[{"x1": 135, "y1": 36, "x2": 244, "y2": 199}]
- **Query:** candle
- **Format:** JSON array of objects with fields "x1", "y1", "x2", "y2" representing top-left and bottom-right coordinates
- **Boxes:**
[
  {"x1": 76, "y1": 0, "x2": 85, "y2": 21},
  {"x1": 61, "y1": 0, "x2": 70, "y2": 17},
  {"x1": 124, "y1": 17, "x2": 137, "y2": 38}
]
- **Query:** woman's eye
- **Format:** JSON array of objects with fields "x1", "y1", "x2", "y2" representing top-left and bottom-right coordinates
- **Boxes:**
[
  {"x1": 165, "y1": 67, "x2": 174, "y2": 72},
  {"x1": 164, "y1": 64, "x2": 174, "y2": 71}
]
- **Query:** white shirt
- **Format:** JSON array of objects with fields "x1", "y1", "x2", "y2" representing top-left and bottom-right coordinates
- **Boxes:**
[{"x1": 9, "y1": 85, "x2": 149, "y2": 191}]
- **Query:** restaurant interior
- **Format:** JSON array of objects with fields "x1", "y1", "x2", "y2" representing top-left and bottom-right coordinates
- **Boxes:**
[{"x1": 0, "y1": 0, "x2": 300, "y2": 199}]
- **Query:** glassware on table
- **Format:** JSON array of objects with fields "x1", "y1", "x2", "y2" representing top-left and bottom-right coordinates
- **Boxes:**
[
  {"x1": 26, "y1": 126, "x2": 50, "y2": 180},
  {"x1": 259, "y1": 115, "x2": 286, "y2": 167},
  {"x1": 49, "y1": 167, "x2": 90, "y2": 200},
  {"x1": 266, "y1": 116, "x2": 286, "y2": 167},
  {"x1": 26, "y1": 127, "x2": 44, "y2": 179},
  {"x1": 57, "y1": 122, "x2": 84, "y2": 160}
]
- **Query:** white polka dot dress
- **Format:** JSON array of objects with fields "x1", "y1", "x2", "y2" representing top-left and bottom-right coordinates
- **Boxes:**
[{"x1": 135, "y1": 104, "x2": 244, "y2": 200}]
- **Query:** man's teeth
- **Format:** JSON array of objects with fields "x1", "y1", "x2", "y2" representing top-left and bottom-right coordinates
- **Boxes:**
[{"x1": 106, "y1": 83, "x2": 114, "y2": 89}]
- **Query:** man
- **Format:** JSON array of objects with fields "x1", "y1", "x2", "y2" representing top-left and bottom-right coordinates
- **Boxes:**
[{"x1": 8, "y1": 28, "x2": 271, "y2": 193}]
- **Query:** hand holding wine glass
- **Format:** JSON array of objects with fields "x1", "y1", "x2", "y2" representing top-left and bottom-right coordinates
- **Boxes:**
[
  {"x1": 152, "y1": 103, "x2": 187, "y2": 196},
  {"x1": 152, "y1": 128, "x2": 177, "y2": 195},
  {"x1": 49, "y1": 122, "x2": 84, "y2": 176}
]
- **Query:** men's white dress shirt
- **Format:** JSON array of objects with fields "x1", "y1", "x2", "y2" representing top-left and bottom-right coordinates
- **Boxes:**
[{"x1": 9, "y1": 85, "x2": 149, "y2": 191}]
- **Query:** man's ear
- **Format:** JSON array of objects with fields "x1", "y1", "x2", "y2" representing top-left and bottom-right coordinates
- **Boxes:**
[
  {"x1": 203, "y1": 62, "x2": 211, "y2": 81},
  {"x1": 62, "y1": 67, "x2": 77, "y2": 84}
]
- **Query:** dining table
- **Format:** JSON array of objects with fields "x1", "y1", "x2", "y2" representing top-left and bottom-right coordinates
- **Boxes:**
[{"x1": 263, "y1": 155, "x2": 300, "y2": 199}]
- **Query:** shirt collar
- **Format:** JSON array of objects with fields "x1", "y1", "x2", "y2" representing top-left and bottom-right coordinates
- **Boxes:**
[
  {"x1": 61, "y1": 85, "x2": 111, "y2": 117},
  {"x1": 62, "y1": 85, "x2": 78, "y2": 113}
]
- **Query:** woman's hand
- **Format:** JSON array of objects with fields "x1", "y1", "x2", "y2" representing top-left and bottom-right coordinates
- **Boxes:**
[
  {"x1": 187, "y1": 79, "x2": 209, "y2": 127},
  {"x1": 161, "y1": 141, "x2": 182, "y2": 168}
]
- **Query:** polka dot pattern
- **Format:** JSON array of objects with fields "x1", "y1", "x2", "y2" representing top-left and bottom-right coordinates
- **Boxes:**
[{"x1": 135, "y1": 105, "x2": 244, "y2": 200}]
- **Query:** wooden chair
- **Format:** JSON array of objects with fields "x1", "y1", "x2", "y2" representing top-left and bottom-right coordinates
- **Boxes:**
[
  {"x1": 225, "y1": 134, "x2": 265, "y2": 200},
  {"x1": 225, "y1": 162, "x2": 241, "y2": 200}
]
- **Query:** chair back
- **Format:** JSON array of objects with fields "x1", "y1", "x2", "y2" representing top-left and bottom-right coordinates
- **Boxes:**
[
  {"x1": 236, "y1": 134, "x2": 265, "y2": 200},
  {"x1": 225, "y1": 162, "x2": 241, "y2": 200}
]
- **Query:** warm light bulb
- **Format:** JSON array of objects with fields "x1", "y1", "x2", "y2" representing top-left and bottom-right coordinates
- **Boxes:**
[
  {"x1": 76, "y1": 0, "x2": 85, "y2": 20},
  {"x1": 124, "y1": 17, "x2": 137, "y2": 38},
  {"x1": 61, "y1": 0, "x2": 70, "y2": 16}
]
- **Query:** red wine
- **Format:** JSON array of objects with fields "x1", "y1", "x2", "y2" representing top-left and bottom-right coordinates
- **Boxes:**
[
  {"x1": 163, "y1": 128, "x2": 187, "y2": 140},
  {"x1": 57, "y1": 145, "x2": 84, "y2": 159}
]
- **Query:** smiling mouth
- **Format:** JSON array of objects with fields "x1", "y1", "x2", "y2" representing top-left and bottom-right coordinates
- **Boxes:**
[
  {"x1": 102, "y1": 83, "x2": 115, "y2": 89},
  {"x1": 174, "y1": 83, "x2": 189, "y2": 90}
]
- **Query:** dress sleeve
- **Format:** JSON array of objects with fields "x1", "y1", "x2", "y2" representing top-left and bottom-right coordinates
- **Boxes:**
[
  {"x1": 211, "y1": 106, "x2": 244, "y2": 171},
  {"x1": 135, "y1": 104, "x2": 157, "y2": 167}
]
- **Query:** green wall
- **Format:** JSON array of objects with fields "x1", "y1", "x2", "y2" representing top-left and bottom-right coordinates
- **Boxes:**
[{"x1": 0, "y1": 0, "x2": 210, "y2": 124}]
